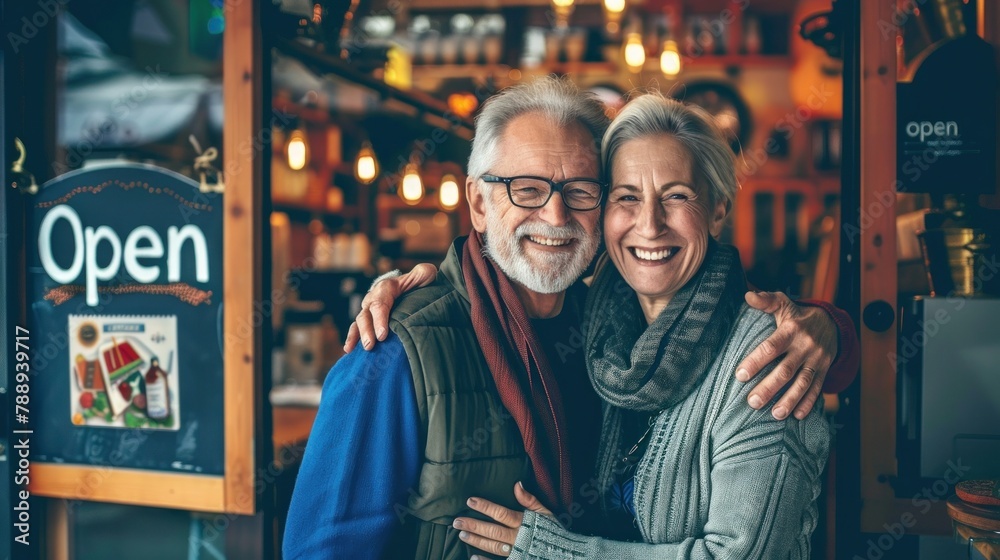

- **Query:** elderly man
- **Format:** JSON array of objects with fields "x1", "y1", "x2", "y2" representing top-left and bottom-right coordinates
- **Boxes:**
[{"x1": 283, "y1": 77, "x2": 858, "y2": 560}]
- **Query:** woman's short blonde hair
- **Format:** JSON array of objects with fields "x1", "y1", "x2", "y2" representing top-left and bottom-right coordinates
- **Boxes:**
[{"x1": 601, "y1": 93, "x2": 737, "y2": 213}]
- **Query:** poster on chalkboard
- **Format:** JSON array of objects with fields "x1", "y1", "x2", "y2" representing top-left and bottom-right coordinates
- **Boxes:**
[
  {"x1": 68, "y1": 315, "x2": 181, "y2": 430},
  {"x1": 28, "y1": 163, "x2": 224, "y2": 474}
]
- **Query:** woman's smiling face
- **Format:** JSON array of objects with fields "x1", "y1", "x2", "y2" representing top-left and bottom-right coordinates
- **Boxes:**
[{"x1": 604, "y1": 134, "x2": 728, "y2": 320}]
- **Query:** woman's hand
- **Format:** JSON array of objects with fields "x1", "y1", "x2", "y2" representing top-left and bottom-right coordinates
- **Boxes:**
[
  {"x1": 343, "y1": 263, "x2": 437, "y2": 352},
  {"x1": 454, "y1": 483, "x2": 552, "y2": 559},
  {"x1": 736, "y1": 291, "x2": 838, "y2": 421}
]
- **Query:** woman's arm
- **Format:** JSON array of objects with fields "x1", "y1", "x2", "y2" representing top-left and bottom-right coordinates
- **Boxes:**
[
  {"x1": 460, "y1": 313, "x2": 832, "y2": 559},
  {"x1": 500, "y1": 420, "x2": 828, "y2": 559},
  {"x1": 460, "y1": 438, "x2": 828, "y2": 560}
]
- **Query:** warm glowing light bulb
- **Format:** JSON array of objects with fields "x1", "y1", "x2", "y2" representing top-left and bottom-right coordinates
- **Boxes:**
[
  {"x1": 552, "y1": 0, "x2": 574, "y2": 27},
  {"x1": 286, "y1": 129, "x2": 308, "y2": 171},
  {"x1": 356, "y1": 155, "x2": 375, "y2": 179},
  {"x1": 400, "y1": 163, "x2": 424, "y2": 204},
  {"x1": 604, "y1": 0, "x2": 625, "y2": 13},
  {"x1": 439, "y1": 174, "x2": 460, "y2": 209},
  {"x1": 354, "y1": 142, "x2": 379, "y2": 184},
  {"x1": 623, "y1": 32, "x2": 645, "y2": 71},
  {"x1": 660, "y1": 40, "x2": 681, "y2": 76}
]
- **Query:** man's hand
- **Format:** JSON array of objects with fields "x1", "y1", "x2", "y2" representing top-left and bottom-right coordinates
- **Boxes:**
[
  {"x1": 737, "y1": 291, "x2": 839, "y2": 421},
  {"x1": 344, "y1": 263, "x2": 437, "y2": 352}
]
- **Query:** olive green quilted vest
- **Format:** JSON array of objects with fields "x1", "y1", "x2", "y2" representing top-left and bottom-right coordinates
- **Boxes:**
[{"x1": 382, "y1": 241, "x2": 531, "y2": 560}]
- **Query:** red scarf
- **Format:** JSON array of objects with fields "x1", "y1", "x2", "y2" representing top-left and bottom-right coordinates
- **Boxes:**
[{"x1": 461, "y1": 231, "x2": 574, "y2": 513}]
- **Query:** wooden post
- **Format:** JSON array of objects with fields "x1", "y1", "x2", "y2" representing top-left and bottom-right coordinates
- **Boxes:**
[
  {"x1": 858, "y1": 0, "x2": 899, "y2": 533},
  {"x1": 223, "y1": 0, "x2": 264, "y2": 515},
  {"x1": 981, "y1": 0, "x2": 1000, "y2": 210}
]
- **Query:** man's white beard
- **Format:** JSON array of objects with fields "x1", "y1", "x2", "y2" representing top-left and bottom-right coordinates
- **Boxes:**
[{"x1": 482, "y1": 202, "x2": 600, "y2": 294}]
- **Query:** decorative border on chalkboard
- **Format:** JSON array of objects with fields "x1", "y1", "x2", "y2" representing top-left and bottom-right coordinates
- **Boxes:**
[
  {"x1": 35, "y1": 179, "x2": 214, "y2": 211},
  {"x1": 44, "y1": 283, "x2": 213, "y2": 306}
]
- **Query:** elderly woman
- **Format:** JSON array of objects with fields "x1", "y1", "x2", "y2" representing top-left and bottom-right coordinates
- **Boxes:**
[{"x1": 446, "y1": 93, "x2": 831, "y2": 559}]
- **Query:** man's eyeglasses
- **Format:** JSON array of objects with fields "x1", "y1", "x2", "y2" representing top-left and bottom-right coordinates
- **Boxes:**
[{"x1": 480, "y1": 174, "x2": 606, "y2": 211}]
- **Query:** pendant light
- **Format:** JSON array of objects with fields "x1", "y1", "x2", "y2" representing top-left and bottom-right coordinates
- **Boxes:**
[
  {"x1": 623, "y1": 32, "x2": 645, "y2": 72},
  {"x1": 354, "y1": 141, "x2": 379, "y2": 185},
  {"x1": 286, "y1": 124, "x2": 308, "y2": 171},
  {"x1": 603, "y1": 0, "x2": 625, "y2": 34},
  {"x1": 659, "y1": 39, "x2": 681, "y2": 76},
  {"x1": 552, "y1": 0, "x2": 575, "y2": 27},
  {"x1": 399, "y1": 160, "x2": 424, "y2": 205},
  {"x1": 438, "y1": 174, "x2": 460, "y2": 210}
]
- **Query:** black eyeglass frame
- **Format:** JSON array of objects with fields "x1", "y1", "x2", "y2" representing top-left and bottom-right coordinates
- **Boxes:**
[{"x1": 479, "y1": 173, "x2": 607, "y2": 211}]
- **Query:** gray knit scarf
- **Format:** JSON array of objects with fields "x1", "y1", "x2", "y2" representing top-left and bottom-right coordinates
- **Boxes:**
[{"x1": 585, "y1": 240, "x2": 748, "y2": 501}]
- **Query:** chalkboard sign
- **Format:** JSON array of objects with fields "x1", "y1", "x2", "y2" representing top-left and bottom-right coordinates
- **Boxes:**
[
  {"x1": 897, "y1": 36, "x2": 997, "y2": 195},
  {"x1": 25, "y1": 163, "x2": 240, "y2": 511}
]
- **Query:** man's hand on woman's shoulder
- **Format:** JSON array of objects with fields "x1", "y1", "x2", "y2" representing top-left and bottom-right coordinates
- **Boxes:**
[{"x1": 344, "y1": 263, "x2": 438, "y2": 352}]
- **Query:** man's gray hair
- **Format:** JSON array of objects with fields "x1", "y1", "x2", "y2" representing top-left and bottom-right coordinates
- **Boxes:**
[
  {"x1": 602, "y1": 93, "x2": 737, "y2": 212},
  {"x1": 467, "y1": 76, "x2": 610, "y2": 182}
]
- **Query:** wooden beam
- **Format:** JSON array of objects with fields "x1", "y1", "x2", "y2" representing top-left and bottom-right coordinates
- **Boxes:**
[
  {"x1": 858, "y1": 0, "x2": 899, "y2": 532},
  {"x1": 31, "y1": 465, "x2": 226, "y2": 512},
  {"x1": 223, "y1": 0, "x2": 263, "y2": 515}
]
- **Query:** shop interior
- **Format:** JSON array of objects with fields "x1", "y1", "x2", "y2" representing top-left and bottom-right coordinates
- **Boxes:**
[{"x1": 4, "y1": 0, "x2": 1000, "y2": 558}]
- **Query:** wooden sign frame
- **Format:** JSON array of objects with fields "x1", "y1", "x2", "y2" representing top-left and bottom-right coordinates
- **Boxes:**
[{"x1": 26, "y1": 1, "x2": 264, "y2": 515}]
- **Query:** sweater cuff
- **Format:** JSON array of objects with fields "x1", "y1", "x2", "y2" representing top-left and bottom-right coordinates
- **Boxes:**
[
  {"x1": 798, "y1": 299, "x2": 860, "y2": 394},
  {"x1": 510, "y1": 511, "x2": 589, "y2": 560}
]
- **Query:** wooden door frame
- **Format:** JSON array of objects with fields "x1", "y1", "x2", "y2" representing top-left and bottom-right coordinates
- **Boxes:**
[
  {"x1": 850, "y1": 0, "x2": 984, "y2": 547},
  {"x1": 857, "y1": 0, "x2": 900, "y2": 533},
  {"x1": 3, "y1": 0, "x2": 271, "y2": 555},
  {"x1": 21, "y1": 0, "x2": 267, "y2": 518}
]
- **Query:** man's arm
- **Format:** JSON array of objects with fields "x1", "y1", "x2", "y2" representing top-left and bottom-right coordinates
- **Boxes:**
[
  {"x1": 738, "y1": 293, "x2": 860, "y2": 420},
  {"x1": 344, "y1": 268, "x2": 858, "y2": 421},
  {"x1": 800, "y1": 299, "x2": 860, "y2": 393},
  {"x1": 283, "y1": 334, "x2": 420, "y2": 559}
]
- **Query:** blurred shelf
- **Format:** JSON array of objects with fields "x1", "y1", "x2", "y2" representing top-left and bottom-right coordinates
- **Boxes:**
[
  {"x1": 682, "y1": 54, "x2": 792, "y2": 67},
  {"x1": 273, "y1": 200, "x2": 359, "y2": 218},
  {"x1": 274, "y1": 37, "x2": 474, "y2": 139},
  {"x1": 330, "y1": 162, "x2": 356, "y2": 176},
  {"x1": 272, "y1": 96, "x2": 330, "y2": 124},
  {"x1": 412, "y1": 55, "x2": 791, "y2": 81}
]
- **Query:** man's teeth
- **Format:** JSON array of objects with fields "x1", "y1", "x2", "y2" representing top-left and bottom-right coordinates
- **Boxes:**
[
  {"x1": 528, "y1": 236, "x2": 571, "y2": 247},
  {"x1": 633, "y1": 248, "x2": 677, "y2": 261}
]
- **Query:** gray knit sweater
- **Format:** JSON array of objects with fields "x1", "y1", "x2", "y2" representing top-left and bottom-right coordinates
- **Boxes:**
[{"x1": 510, "y1": 305, "x2": 831, "y2": 559}]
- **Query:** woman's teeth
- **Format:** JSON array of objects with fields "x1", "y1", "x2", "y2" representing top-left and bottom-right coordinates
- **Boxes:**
[
  {"x1": 527, "y1": 236, "x2": 572, "y2": 247},
  {"x1": 632, "y1": 247, "x2": 678, "y2": 261}
]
